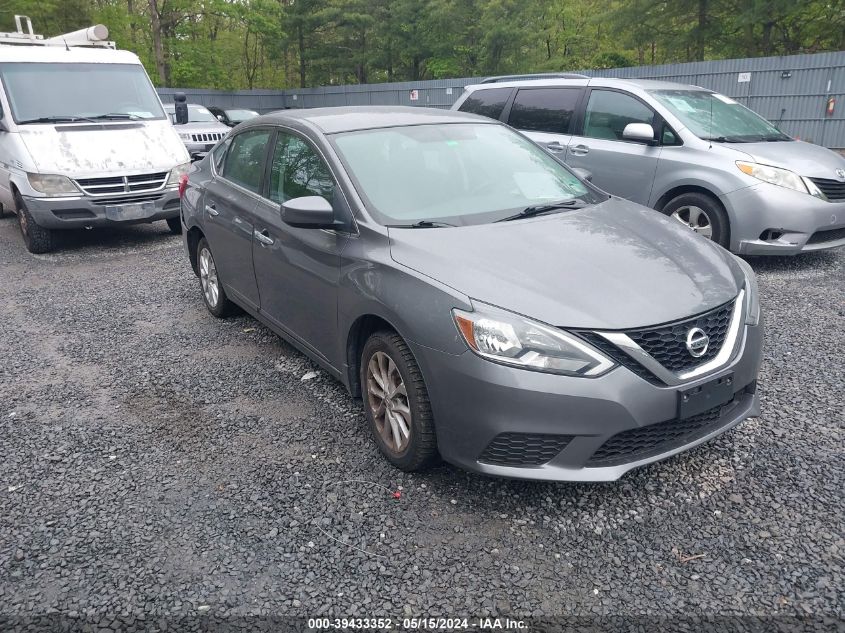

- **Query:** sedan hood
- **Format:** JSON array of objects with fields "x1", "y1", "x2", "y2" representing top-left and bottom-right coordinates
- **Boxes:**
[
  {"x1": 727, "y1": 139, "x2": 845, "y2": 179},
  {"x1": 388, "y1": 198, "x2": 743, "y2": 330},
  {"x1": 20, "y1": 120, "x2": 189, "y2": 175}
]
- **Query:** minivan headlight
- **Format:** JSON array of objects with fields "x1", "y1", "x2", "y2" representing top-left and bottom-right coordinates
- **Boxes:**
[
  {"x1": 736, "y1": 161, "x2": 807, "y2": 194},
  {"x1": 167, "y1": 161, "x2": 191, "y2": 187},
  {"x1": 453, "y1": 304, "x2": 615, "y2": 376},
  {"x1": 733, "y1": 256, "x2": 760, "y2": 326},
  {"x1": 26, "y1": 173, "x2": 79, "y2": 196}
]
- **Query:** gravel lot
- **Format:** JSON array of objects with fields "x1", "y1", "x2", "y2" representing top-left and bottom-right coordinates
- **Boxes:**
[{"x1": 0, "y1": 218, "x2": 843, "y2": 631}]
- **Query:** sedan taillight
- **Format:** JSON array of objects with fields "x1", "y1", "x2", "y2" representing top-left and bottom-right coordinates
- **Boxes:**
[{"x1": 178, "y1": 173, "x2": 189, "y2": 198}]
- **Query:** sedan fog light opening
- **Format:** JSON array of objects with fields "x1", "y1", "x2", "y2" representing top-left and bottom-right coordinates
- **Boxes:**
[{"x1": 453, "y1": 305, "x2": 615, "y2": 377}]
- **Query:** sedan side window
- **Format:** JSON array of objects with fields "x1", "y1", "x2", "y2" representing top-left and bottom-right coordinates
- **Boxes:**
[
  {"x1": 221, "y1": 128, "x2": 271, "y2": 193},
  {"x1": 211, "y1": 136, "x2": 232, "y2": 173},
  {"x1": 583, "y1": 90, "x2": 654, "y2": 141},
  {"x1": 268, "y1": 133, "x2": 335, "y2": 203}
]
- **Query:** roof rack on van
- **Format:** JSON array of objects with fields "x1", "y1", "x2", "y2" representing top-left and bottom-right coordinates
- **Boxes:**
[
  {"x1": 480, "y1": 73, "x2": 589, "y2": 83},
  {"x1": 0, "y1": 15, "x2": 115, "y2": 49}
]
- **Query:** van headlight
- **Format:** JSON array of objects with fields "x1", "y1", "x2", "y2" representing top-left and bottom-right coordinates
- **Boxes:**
[
  {"x1": 453, "y1": 303, "x2": 615, "y2": 376},
  {"x1": 167, "y1": 161, "x2": 191, "y2": 188},
  {"x1": 26, "y1": 173, "x2": 79, "y2": 196},
  {"x1": 733, "y1": 256, "x2": 760, "y2": 326},
  {"x1": 736, "y1": 161, "x2": 807, "y2": 194}
]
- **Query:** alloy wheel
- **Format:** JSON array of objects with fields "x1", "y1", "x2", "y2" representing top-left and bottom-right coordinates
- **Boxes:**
[
  {"x1": 366, "y1": 350, "x2": 411, "y2": 455},
  {"x1": 671, "y1": 205, "x2": 713, "y2": 239},
  {"x1": 198, "y1": 247, "x2": 220, "y2": 307}
]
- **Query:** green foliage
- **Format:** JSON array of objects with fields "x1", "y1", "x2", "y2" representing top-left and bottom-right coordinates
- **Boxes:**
[{"x1": 2, "y1": 0, "x2": 843, "y2": 89}]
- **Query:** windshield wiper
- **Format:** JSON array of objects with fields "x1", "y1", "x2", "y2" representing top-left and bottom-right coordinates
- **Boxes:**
[
  {"x1": 495, "y1": 199, "x2": 588, "y2": 223},
  {"x1": 386, "y1": 220, "x2": 456, "y2": 228},
  {"x1": 17, "y1": 115, "x2": 97, "y2": 124},
  {"x1": 90, "y1": 113, "x2": 141, "y2": 121},
  {"x1": 703, "y1": 135, "x2": 753, "y2": 143}
]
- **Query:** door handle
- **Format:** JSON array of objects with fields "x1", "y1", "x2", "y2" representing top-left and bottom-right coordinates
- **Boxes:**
[
  {"x1": 254, "y1": 229, "x2": 274, "y2": 246},
  {"x1": 546, "y1": 141, "x2": 566, "y2": 153},
  {"x1": 205, "y1": 204, "x2": 219, "y2": 217},
  {"x1": 569, "y1": 144, "x2": 590, "y2": 156}
]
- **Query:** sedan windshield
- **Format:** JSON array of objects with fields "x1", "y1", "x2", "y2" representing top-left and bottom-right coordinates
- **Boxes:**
[
  {"x1": 332, "y1": 123, "x2": 599, "y2": 226},
  {"x1": 650, "y1": 89, "x2": 791, "y2": 142},
  {"x1": 0, "y1": 62, "x2": 165, "y2": 122}
]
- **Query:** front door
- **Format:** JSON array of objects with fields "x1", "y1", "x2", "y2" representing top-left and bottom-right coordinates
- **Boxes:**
[
  {"x1": 565, "y1": 89, "x2": 661, "y2": 205},
  {"x1": 203, "y1": 128, "x2": 272, "y2": 310},
  {"x1": 252, "y1": 130, "x2": 350, "y2": 364}
]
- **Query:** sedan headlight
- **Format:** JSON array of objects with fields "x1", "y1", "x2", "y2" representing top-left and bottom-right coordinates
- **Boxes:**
[
  {"x1": 167, "y1": 161, "x2": 191, "y2": 187},
  {"x1": 26, "y1": 173, "x2": 79, "y2": 196},
  {"x1": 736, "y1": 161, "x2": 807, "y2": 194},
  {"x1": 453, "y1": 303, "x2": 615, "y2": 376},
  {"x1": 733, "y1": 256, "x2": 760, "y2": 326}
]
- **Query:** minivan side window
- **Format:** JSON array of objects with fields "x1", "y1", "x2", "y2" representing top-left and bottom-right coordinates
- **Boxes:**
[
  {"x1": 457, "y1": 87, "x2": 512, "y2": 120},
  {"x1": 508, "y1": 88, "x2": 582, "y2": 134},
  {"x1": 583, "y1": 90, "x2": 654, "y2": 141},
  {"x1": 268, "y1": 132, "x2": 335, "y2": 203},
  {"x1": 222, "y1": 129, "x2": 271, "y2": 193}
]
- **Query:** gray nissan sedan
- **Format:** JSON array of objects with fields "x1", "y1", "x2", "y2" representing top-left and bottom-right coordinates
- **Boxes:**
[{"x1": 180, "y1": 106, "x2": 763, "y2": 482}]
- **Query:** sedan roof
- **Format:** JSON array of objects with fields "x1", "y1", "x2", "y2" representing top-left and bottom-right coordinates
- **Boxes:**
[{"x1": 253, "y1": 106, "x2": 493, "y2": 134}]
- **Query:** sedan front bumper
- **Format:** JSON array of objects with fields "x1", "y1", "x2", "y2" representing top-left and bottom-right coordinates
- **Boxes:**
[{"x1": 411, "y1": 322, "x2": 763, "y2": 482}]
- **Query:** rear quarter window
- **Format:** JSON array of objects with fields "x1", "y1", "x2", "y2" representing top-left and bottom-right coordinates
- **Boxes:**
[{"x1": 457, "y1": 87, "x2": 512, "y2": 120}]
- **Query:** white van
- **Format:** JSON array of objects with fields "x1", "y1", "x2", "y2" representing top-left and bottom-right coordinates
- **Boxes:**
[{"x1": 0, "y1": 16, "x2": 190, "y2": 253}]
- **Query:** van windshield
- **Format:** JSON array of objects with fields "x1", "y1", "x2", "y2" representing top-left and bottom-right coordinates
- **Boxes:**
[
  {"x1": 0, "y1": 62, "x2": 165, "y2": 123},
  {"x1": 649, "y1": 89, "x2": 791, "y2": 142}
]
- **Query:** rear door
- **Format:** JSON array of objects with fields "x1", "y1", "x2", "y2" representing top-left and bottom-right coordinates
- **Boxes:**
[
  {"x1": 505, "y1": 87, "x2": 585, "y2": 158},
  {"x1": 565, "y1": 88, "x2": 661, "y2": 205},
  {"x1": 203, "y1": 127, "x2": 272, "y2": 311}
]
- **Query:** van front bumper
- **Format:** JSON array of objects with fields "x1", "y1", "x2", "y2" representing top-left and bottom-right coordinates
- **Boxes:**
[
  {"x1": 22, "y1": 190, "x2": 181, "y2": 230},
  {"x1": 721, "y1": 183, "x2": 845, "y2": 255},
  {"x1": 411, "y1": 322, "x2": 763, "y2": 482}
]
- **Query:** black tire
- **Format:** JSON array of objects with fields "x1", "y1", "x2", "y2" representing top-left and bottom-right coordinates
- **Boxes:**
[
  {"x1": 360, "y1": 330, "x2": 439, "y2": 472},
  {"x1": 660, "y1": 192, "x2": 730, "y2": 248},
  {"x1": 15, "y1": 191, "x2": 55, "y2": 254},
  {"x1": 166, "y1": 216, "x2": 183, "y2": 235},
  {"x1": 196, "y1": 237, "x2": 238, "y2": 318}
]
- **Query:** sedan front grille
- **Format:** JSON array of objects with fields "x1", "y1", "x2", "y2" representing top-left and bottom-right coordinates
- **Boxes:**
[
  {"x1": 586, "y1": 400, "x2": 735, "y2": 467},
  {"x1": 190, "y1": 132, "x2": 225, "y2": 143},
  {"x1": 625, "y1": 301, "x2": 734, "y2": 373},
  {"x1": 809, "y1": 177, "x2": 845, "y2": 201},
  {"x1": 76, "y1": 171, "x2": 168, "y2": 197},
  {"x1": 807, "y1": 226, "x2": 845, "y2": 245},
  {"x1": 479, "y1": 433, "x2": 573, "y2": 467}
]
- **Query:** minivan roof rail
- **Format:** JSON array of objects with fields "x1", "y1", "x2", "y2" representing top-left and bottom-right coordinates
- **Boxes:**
[
  {"x1": 0, "y1": 15, "x2": 115, "y2": 49},
  {"x1": 480, "y1": 72, "x2": 590, "y2": 84}
]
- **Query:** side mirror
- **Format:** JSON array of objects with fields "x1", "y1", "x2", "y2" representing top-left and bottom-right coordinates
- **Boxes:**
[
  {"x1": 622, "y1": 122, "x2": 656, "y2": 145},
  {"x1": 572, "y1": 167, "x2": 593, "y2": 182},
  {"x1": 216, "y1": 115, "x2": 224, "y2": 122},
  {"x1": 173, "y1": 92, "x2": 189, "y2": 125},
  {"x1": 281, "y1": 196, "x2": 335, "y2": 229}
]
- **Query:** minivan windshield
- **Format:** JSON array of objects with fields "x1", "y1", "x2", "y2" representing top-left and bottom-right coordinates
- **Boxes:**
[
  {"x1": 332, "y1": 123, "x2": 600, "y2": 226},
  {"x1": 0, "y1": 62, "x2": 165, "y2": 123},
  {"x1": 650, "y1": 89, "x2": 791, "y2": 142}
]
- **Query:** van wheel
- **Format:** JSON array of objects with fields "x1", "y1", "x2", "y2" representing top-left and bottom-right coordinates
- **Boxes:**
[
  {"x1": 166, "y1": 216, "x2": 183, "y2": 235},
  {"x1": 15, "y1": 191, "x2": 55, "y2": 254},
  {"x1": 196, "y1": 237, "x2": 237, "y2": 318},
  {"x1": 661, "y1": 192, "x2": 729, "y2": 248},
  {"x1": 360, "y1": 331, "x2": 439, "y2": 472}
]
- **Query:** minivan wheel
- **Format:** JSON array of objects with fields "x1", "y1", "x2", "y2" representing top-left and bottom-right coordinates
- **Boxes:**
[
  {"x1": 662, "y1": 192, "x2": 729, "y2": 248},
  {"x1": 360, "y1": 331, "x2": 439, "y2": 472},
  {"x1": 196, "y1": 237, "x2": 237, "y2": 318},
  {"x1": 166, "y1": 216, "x2": 183, "y2": 235},
  {"x1": 15, "y1": 191, "x2": 55, "y2": 254}
]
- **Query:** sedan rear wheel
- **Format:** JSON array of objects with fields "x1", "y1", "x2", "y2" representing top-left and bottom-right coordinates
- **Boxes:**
[
  {"x1": 361, "y1": 331, "x2": 438, "y2": 471},
  {"x1": 196, "y1": 237, "x2": 237, "y2": 318}
]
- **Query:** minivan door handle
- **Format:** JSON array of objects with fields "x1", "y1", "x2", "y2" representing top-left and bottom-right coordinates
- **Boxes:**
[
  {"x1": 254, "y1": 229, "x2": 274, "y2": 246},
  {"x1": 546, "y1": 141, "x2": 566, "y2": 153},
  {"x1": 205, "y1": 203, "x2": 219, "y2": 217},
  {"x1": 569, "y1": 144, "x2": 590, "y2": 156}
]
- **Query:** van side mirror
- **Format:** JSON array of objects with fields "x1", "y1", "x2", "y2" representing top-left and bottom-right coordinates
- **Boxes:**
[
  {"x1": 622, "y1": 122, "x2": 656, "y2": 145},
  {"x1": 281, "y1": 196, "x2": 336, "y2": 229},
  {"x1": 572, "y1": 167, "x2": 593, "y2": 182},
  {"x1": 174, "y1": 92, "x2": 189, "y2": 125}
]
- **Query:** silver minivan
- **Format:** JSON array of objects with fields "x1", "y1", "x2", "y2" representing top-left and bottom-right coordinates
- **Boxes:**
[{"x1": 453, "y1": 76, "x2": 845, "y2": 255}]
